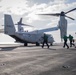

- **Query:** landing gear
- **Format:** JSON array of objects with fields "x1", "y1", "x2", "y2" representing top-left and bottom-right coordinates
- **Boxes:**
[
  {"x1": 24, "y1": 43, "x2": 28, "y2": 46},
  {"x1": 36, "y1": 42, "x2": 40, "y2": 46},
  {"x1": 50, "y1": 43, "x2": 53, "y2": 46}
]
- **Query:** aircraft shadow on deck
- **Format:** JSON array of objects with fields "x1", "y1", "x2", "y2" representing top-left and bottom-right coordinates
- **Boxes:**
[
  {"x1": 69, "y1": 48, "x2": 76, "y2": 51},
  {"x1": 0, "y1": 46, "x2": 18, "y2": 51},
  {"x1": 0, "y1": 45, "x2": 24, "y2": 51},
  {"x1": 0, "y1": 44, "x2": 62, "y2": 51},
  {"x1": 0, "y1": 45, "x2": 40, "y2": 51},
  {"x1": 48, "y1": 48, "x2": 56, "y2": 50}
]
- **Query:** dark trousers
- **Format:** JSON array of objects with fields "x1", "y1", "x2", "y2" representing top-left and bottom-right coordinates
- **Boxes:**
[
  {"x1": 63, "y1": 40, "x2": 69, "y2": 48},
  {"x1": 70, "y1": 40, "x2": 75, "y2": 47},
  {"x1": 42, "y1": 40, "x2": 49, "y2": 48}
]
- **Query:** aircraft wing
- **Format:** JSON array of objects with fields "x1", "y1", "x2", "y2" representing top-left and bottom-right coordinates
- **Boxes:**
[{"x1": 37, "y1": 27, "x2": 59, "y2": 33}]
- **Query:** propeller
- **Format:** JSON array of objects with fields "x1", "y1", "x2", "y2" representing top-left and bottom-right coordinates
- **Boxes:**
[
  {"x1": 38, "y1": 13, "x2": 60, "y2": 16},
  {"x1": 65, "y1": 15, "x2": 75, "y2": 20},
  {"x1": 38, "y1": 8, "x2": 76, "y2": 20},
  {"x1": 15, "y1": 18, "x2": 34, "y2": 27},
  {"x1": 15, "y1": 23, "x2": 34, "y2": 27},
  {"x1": 65, "y1": 8, "x2": 76, "y2": 14}
]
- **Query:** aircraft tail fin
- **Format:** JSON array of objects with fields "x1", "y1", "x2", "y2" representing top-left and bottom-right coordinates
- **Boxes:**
[{"x1": 4, "y1": 14, "x2": 16, "y2": 35}]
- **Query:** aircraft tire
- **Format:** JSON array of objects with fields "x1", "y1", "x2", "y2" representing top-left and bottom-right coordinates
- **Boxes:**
[
  {"x1": 36, "y1": 42, "x2": 40, "y2": 46},
  {"x1": 50, "y1": 43, "x2": 53, "y2": 46},
  {"x1": 24, "y1": 43, "x2": 28, "y2": 46}
]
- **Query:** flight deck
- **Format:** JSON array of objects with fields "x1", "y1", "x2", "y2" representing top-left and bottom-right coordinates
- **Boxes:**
[{"x1": 0, "y1": 43, "x2": 76, "y2": 75}]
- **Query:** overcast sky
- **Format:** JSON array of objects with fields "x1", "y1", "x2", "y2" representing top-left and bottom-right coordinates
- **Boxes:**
[{"x1": 0, "y1": 0, "x2": 76, "y2": 43}]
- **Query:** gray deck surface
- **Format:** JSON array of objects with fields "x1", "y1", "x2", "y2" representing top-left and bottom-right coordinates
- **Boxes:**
[{"x1": 0, "y1": 43, "x2": 76, "y2": 75}]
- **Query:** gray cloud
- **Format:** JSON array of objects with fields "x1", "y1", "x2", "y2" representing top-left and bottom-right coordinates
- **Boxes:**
[
  {"x1": 0, "y1": 0, "x2": 76, "y2": 30},
  {"x1": 29, "y1": 0, "x2": 51, "y2": 4},
  {"x1": 0, "y1": 0, "x2": 1, "y2": 1}
]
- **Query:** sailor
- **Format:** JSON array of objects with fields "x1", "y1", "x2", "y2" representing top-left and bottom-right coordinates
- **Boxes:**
[
  {"x1": 68, "y1": 34, "x2": 76, "y2": 47},
  {"x1": 63, "y1": 35, "x2": 69, "y2": 49},
  {"x1": 42, "y1": 34, "x2": 49, "y2": 48}
]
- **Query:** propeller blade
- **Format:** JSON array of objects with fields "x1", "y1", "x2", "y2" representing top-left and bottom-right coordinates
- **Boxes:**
[
  {"x1": 17, "y1": 18, "x2": 23, "y2": 25},
  {"x1": 19, "y1": 18, "x2": 22, "y2": 23},
  {"x1": 65, "y1": 15, "x2": 75, "y2": 20},
  {"x1": 15, "y1": 23, "x2": 34, "y2": 27},
  {"x1": 15, "y1": 23, "x2": 25, "y2": 25},
  {"x1": 15, "y1": 18, "x2": 33, "y2": 27},
  {"x1": 65, "y1": 8, "x2": 76, "y2": 14},
  {"x1": 23, "y1": 24, "x2": 34, "y2": 27},
  {"x1": 37, "y1": 13, "x2": 60, "y2": 16}
]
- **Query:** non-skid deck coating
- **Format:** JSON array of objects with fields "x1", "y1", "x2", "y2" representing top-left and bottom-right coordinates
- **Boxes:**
[{"x1": 0, "y1": 43, "x2": 76, "y2": 75}]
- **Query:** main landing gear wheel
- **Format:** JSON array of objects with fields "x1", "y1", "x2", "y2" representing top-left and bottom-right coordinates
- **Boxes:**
[
  {"x1": 50, "y1": 43, "x2": 53, "y2": 46},
  {"x1": 24, "y1": 43, "x2": 28, "y2": 46},
  {"x1": 36, "y1": 42, "x2": 40, "y2": 46}
]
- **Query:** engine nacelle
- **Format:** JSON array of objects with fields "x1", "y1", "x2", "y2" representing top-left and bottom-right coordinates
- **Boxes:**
[{"x1": 58, "y1": 17, "x2": 67, "y2": 40}]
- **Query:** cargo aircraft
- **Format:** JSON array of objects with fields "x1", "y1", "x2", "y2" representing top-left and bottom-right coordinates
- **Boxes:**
[
  {"x1": 4, "y1": 14, "x2": 56, "y2": 46},
  {"x1": 4, "y1": 8, "x2": 76, "y2": 46}
]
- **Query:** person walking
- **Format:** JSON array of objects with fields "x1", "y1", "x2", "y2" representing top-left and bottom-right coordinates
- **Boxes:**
[
  {"x1": 42, "y1": 34, "x2": 49, "y2": 48},
  {"x1": 63, "y1": 35, "x2": 69, "y2": 49},
  {"x1": 68, "y1": 34, "x2": 76, "y2": 47}
]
